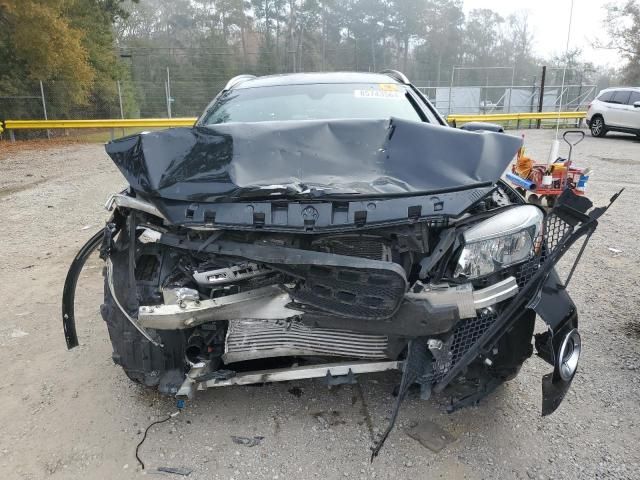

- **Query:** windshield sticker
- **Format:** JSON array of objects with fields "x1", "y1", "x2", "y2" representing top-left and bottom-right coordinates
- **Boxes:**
[
  {"x1": 354, "y1": 89, "x2": 403, "y2": 99},
  {"x1": 378, "y1": 83, "x2": 399, "y2": 91}
]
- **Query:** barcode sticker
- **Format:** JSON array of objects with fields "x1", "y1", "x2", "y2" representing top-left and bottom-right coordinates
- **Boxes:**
[{"x1": 354, "y1": 89, "x2": 403, "y2": 99}]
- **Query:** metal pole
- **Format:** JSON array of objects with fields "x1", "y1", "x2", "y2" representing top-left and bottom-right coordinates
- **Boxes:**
[
  {"x1": 507, "y1": 65, "x2": 515, "y2": 113},
  {"x1": 117, "y1": 80, "x2": 125, "y2": 136},
  {"x1": 536, "y1": 66, "x2": 546, "y2": 129},
  {"x1": 354, "y1": 37, "x2": 358, "y2": 71},
  {"x1": 448, "y1": 67, "x2": 455, "y2": 119},
  {"x1": 166, "y1": 67, "x2": 172, "y2": 118},
  {"x1": 576, "y1": 70, "x2": 584, "y2": 127},
  {"x1": 39, "y1": 80, "x2": 50, "y2": 140},
  {"x1": 529, "y1": 75, "x2": 536, "y2": 129},
  {"x1": 507, "y1": 65, "x2": 515, "y2": 129},
  {"x1": 298, "y1": 24, "x2": 304, "y2": 72},
  {"x1": 117, "y1": 80, "x2": 124, "y2": 119}
]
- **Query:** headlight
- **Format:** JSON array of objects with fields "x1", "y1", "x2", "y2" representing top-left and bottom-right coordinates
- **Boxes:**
[{"x1": 454, "y1": 205, "x2": 543, "y2": 279}]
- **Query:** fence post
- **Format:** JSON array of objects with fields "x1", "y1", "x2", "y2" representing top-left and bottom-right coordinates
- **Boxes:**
[
  {"x1": 448, "y1": 67, "x2": 455, "y2": 118},
  {"x1": 165, "y1": 67, "x2": 172, "y2": 119},
  {"x1": 507, "y1": 65, "x2": 515, "y2": 129},
  {"x1": 529, "y1": 76, "x2": 536, "y2": 129},
  {"x1": 117, "y1": 80, "x2": 125, "y2": 136},
  {"x1": 536, "y1": 66, "x2": 546, "y2": 129},
  {"x1": 39, "y1": 80, "x2": 50, "y2": 140}
]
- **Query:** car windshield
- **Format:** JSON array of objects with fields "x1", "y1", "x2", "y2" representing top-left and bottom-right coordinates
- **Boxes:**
[{"x1": 201, "y1": 83, "x2": 424, "y2": 124}]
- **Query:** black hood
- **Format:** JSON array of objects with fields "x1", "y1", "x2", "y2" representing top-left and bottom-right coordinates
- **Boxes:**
[{"x1": 105, "y1": 118, "x2": 521, "y2": 202}]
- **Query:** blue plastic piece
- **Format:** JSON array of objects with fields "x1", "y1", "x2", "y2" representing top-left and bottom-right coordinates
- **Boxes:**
[
  {"x1": 176, "y1": 399, "x2": 186, "y2": 410},
  {"x1": 506, "y1": 172, "x2": 536, "y2": 191}
]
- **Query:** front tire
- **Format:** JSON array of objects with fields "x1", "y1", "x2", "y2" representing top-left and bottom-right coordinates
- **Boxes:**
[{"x1": 590, "y1": 115, "x2": 606, "y2": 137}]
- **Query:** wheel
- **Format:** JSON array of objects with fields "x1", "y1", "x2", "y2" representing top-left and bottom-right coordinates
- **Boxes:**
[{"x1": 590, "y1": 115, "x2": 606, "y2": 137}]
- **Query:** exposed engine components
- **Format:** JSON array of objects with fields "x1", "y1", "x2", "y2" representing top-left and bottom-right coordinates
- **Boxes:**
[
  {"x1": 138, "y1": 285, "x2": 302, "y2": 329},
  {"x1": 192, "y1": 262, "x2": 271, "y2": 286}
]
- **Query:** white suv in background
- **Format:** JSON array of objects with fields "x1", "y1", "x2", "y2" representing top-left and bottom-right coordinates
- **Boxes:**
[{"x1": 586, "y1": 87, "x2": 640, "y2": 137}]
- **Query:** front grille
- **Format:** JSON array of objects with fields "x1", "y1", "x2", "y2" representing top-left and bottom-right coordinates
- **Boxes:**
[
  {"x1": 311, "y1": 235, "x2": 391, "y2": 261},
  {"x1": 429, "y1": 309, "x2": 498, "y2": 383},
  {"x1": 516, "y1": 211, "x2": 574, "y2": 288},
  {"x1": 290, "y1": 265, "x2": 407, "y2": 320}
]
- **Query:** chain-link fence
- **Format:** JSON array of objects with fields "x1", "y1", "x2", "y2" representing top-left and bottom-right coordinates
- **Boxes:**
[{"x1": 0, "y1": 64, "x2": 598, "y2": 139}]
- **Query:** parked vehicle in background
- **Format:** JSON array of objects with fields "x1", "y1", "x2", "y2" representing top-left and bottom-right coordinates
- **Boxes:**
[{"x1": 586, "y1": 87, "x2": 640, "y2": 137}]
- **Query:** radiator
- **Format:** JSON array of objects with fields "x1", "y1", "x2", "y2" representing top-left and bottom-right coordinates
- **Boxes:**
[{"x1": 223, "y1": 319, "x2": 388, "y2": 363}]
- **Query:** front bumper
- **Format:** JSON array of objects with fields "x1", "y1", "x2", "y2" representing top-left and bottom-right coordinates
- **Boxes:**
[
  {"x1": 430, "y1": 189, "x2": 621, "y2": 414},
  {"x1": 62, "y1": 190, "x2": 621, "y2": 416}
]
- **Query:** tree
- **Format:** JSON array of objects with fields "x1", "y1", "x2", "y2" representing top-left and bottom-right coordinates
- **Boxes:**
[
  {"x1": 393, "y1": 0, "x2": 428, "y2": 72},
  {"x1": 413, "y1": 0, "x2": 464, "y2": 84},
  {"x1": 0, "y1": 0, "x2": 137, "y2": 120},
  {"x1": 600, "y1": 1, "x2": 640, "y2": 83},
  {"x1": 0, "y1": 0, "x2": 95, "y2": 103}
]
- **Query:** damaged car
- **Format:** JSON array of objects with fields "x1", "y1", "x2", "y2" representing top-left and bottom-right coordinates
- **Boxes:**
[{"x1": 63, "y1": 71, "x2": 620, "y2": 457}]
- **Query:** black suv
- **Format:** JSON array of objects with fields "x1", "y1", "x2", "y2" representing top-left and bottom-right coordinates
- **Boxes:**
[{"x1": 64, "y1": 71, "x2": 617, "y2": 457}]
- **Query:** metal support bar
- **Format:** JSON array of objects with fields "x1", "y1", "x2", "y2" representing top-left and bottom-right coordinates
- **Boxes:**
[{"x1": 198, "y1": 360, "x2": 401, "y2": 389}]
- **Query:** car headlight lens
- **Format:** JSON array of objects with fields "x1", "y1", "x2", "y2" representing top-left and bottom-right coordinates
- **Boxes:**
[{"x1": 454, "y1": 205, "x2": 544, "y2": 280}]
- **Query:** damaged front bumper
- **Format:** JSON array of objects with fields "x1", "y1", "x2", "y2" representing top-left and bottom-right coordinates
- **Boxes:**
[
  {"x1": 62, "y1": 189, "x2": 621, "y2": 418},
  {"x1": 428, "y1": 189, "x2": 622, "y2": 414}
]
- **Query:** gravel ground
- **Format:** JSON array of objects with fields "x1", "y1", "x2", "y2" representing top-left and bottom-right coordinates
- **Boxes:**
[{"x1": 0, "y1": 129, "x2": 639, "y2": 480}]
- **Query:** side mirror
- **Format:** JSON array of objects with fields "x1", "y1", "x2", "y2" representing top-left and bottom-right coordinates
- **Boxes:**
[
  {"x1": 459, "y1": 121, "x2": 505, "y2": 133},
  {"x1": 634, "y1": 101, "x2": 640, "y2": 108}
]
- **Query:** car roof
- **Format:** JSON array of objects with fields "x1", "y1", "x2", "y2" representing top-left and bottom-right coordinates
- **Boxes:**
[
  {"x1": 233, "y1": 72, "x2": 404, "y2": 89},
  {"x1": 600, "y1": 86, "x2": 640, "y2": 93}
]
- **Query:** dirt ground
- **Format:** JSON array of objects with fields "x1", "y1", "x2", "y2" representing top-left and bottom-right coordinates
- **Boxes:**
[{"x1": 1, "y1": 129, "x2": 639, "y2": 480}]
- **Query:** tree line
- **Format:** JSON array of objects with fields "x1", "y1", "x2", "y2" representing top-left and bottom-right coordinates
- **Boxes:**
[{"x1": 1, "y1": 0, "x2": 638, "y2": 120}]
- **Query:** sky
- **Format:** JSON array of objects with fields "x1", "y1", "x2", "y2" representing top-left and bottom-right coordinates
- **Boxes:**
[{"x1": 462, "y1": 0, "x2": 621, "y2": 68}]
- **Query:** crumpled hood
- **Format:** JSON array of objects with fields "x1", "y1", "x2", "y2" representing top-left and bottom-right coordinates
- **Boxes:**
[{"x1": 105, "y1": 118, "x2": 522, "y2": 202}]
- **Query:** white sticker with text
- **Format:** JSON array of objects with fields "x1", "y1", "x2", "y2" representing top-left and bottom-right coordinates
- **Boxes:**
[{"x1": 353, "y1": 89, "x2": 403, "y2": 99}]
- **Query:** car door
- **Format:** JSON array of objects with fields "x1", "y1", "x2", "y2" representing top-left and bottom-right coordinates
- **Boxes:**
[
  {"x1": 606, "y1": 90, "x2": 631, "y2": 126},
  {"x1": 621, "y1": 91, "x2": 640, "y2": 130}
]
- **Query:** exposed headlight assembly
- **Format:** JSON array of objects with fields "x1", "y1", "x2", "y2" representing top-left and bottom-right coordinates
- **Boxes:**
[{"x1": 454, "y1": 205, "x2": 544, "y2": 280}]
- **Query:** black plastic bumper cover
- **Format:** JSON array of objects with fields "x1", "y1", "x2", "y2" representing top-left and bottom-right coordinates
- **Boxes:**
[
  {"x1": 432, "y1": 189, "x2": 622, "y2": 415},
  {"x1": 532, "y1": 269, "x2": 579, "y2": 416},
  {"x1": 62, "y1": 228, "x2": 105, "y2": 349}
]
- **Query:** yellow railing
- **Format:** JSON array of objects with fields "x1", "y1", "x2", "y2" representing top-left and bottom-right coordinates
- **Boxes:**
[
  {"x1": 447, "y1": 111, "x2": 586, "y2": 125},
  {"x1": 4, "y1": 118, "x2": 197, "y2": 130},
  {"x1": 1, "y1": 112, "x2": 585, "y2": 136}
]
